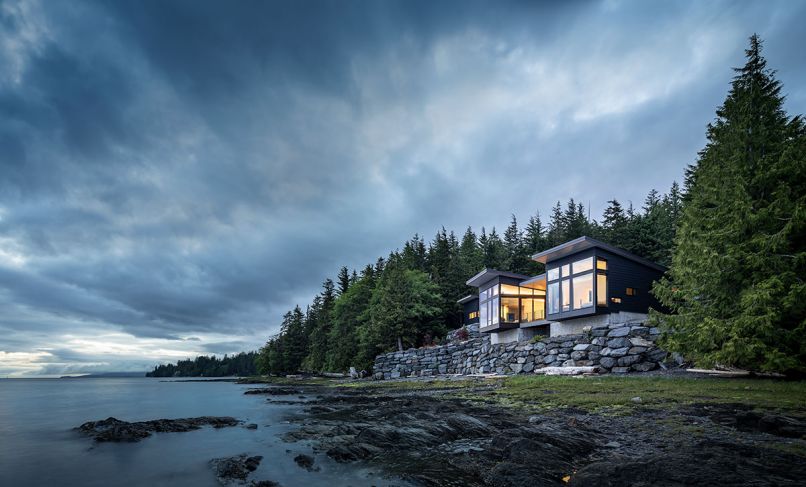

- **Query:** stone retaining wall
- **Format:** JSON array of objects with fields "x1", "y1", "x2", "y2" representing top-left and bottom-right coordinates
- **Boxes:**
[{"x1": 373, "y1": 321, "x2": 668, "y2": 379}]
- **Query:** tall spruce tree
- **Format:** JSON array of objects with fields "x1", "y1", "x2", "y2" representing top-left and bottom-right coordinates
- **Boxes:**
[
  {"x1": 547, "y1": 201, "x2": 564, "y2": 246},
  {"x1": 302, "y1": 278, "x2": 336, "y2": 371},
  {"x1": 653, "y1": 35, "x2": 806, "y2": 374},
  {"x1": 337, "y1": 266, "x2": 351, "y2": 296},
  {"x1": 503, "y1": 215, "x2": 529, "y2": 274}
]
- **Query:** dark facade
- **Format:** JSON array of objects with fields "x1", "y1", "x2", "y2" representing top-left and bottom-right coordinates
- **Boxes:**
[
  {"x1": 464, "y1": 236, "x2": 667, "y2": 340},
  {"x1": 458, "y1": 295, "x2": 480, "y2": 326}
]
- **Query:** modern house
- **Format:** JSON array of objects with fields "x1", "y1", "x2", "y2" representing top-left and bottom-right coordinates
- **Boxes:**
[{"x1": 458, "y1": 236, "x2": 666, "y2": 344}]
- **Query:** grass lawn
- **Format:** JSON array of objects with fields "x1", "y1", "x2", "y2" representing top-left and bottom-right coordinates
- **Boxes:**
[{"x1": 341, "y1": 374, "x2": 806, "y2": 412}]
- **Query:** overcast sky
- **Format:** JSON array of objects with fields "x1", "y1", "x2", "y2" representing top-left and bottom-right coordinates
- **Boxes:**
[{"x1": 1, "y1": 0, "x2": 804, "y2": 376}]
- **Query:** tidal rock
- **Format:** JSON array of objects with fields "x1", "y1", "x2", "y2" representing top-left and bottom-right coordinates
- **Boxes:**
[
  {"x1": 210, "y1": 454, "x2": 263, "y2": 484},
  {"x1": 244, "y1": 387, "x2": 302, "y2": 396},
  {"x1": 76, "y1": 416, "x2": 240, "y2": 442},
  {"x1": 293, "y1": 454, "x2": 319, "y2": 471}
]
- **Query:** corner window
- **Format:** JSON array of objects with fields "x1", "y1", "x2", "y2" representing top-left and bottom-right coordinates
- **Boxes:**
[
  {"x1": 596, "y1": 258, "x2": 607, "y2": 270},
  {"x1": 560, "y1": 264, "x2": 570, "y2": 277},
  {"x1": 547, "y1": 267, "x2": 559, "y2": 281},
  {"x1": 597, "y1": 273, "x2": 608, "y2": 306}
]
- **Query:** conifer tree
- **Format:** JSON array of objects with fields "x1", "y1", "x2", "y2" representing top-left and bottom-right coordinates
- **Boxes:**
[
  {"x1": 337, "y1": 266, "x2": 351, "y2": 296},
  {"x1": 653, "y1": 35, "x2": 806, "y2": 374},
  {"x1": 547, "y1": 201, "x2": 564, "y2": 246},
  {"x1": 483, "y1": 228, "x2": 506, "y2": 269},
  {"x1": 302, "y1": 279, "x2": 336, "y2": 371},
  {"x1": 503, "y1": 215, "x2": 529, "y2": 274}
]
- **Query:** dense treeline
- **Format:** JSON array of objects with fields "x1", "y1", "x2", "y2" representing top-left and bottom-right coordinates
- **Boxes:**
[
  {"x1": 258, "y1": 35, "x2": 804, "y2": 376},
  {"x1": 653, "y1": 36, "x2": 806, "y2": 375},
  {"x1": 256, "y1": 186, "x2": 683, "y2": 375},
  {"x1": 147, "y1": 352, "x2": 258, "y2": 377}
]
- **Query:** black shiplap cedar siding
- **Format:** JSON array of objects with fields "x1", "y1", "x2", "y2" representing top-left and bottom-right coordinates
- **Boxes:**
[
  {"x1": 462, "y1": 298, "x2": 480, "y2": 325},
  {"x1": 595, "y1": 248, "x2": 665, "y2": 315},
  {"x1": 544, "y1": 247, "x2": 666, "y2": 321}
]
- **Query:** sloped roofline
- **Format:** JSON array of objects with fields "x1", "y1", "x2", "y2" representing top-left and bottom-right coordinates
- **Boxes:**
[
  {"x1": 465, "y1": 268, "x2": 531, "y2": 288},
  {"x1": 531, "y1": 236, "x2": 666, "y2": 272}
]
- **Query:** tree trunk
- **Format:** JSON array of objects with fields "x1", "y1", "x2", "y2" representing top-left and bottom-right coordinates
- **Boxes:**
[{"x1": 397, "y1": 336, "x2": 403, "y2": 352}]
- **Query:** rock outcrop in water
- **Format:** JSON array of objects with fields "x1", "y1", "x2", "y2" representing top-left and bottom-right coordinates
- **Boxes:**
[{"x1": 76, "y1": 416, "x2": 240, "y2": 442}]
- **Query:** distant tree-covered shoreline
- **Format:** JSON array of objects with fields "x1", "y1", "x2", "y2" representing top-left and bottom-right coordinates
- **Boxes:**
[{"x1": 147, "y1": 352, "x2": 258, "y2": 377}]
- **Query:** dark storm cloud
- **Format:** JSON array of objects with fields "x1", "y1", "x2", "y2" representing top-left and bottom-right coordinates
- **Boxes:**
[{"x1": 0, "y1": 0, "x2": 804, "y2": 375}]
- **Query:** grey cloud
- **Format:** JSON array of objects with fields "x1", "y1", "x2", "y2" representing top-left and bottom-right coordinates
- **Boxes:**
[{"x1": 0, "y1": 0, "x2": 804, "y2": 375}]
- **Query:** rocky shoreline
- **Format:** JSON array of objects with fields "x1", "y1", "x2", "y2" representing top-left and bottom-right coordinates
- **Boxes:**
[
  {"x1": 73, "y1": 379, "x2": 806, "y2": 486},
  {"x1": 278, "y1": 379, "x2": 806, "y2": 486}
]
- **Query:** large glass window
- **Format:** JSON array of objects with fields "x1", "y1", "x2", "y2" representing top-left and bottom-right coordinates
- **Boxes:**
[
  {"x1": 572, "y1": 273, "x2": 594, "y2": 309},
  {"x1": 501, "y1": 297, "x2": 519, "y2": 323},
  {"x1": 560, "y1": 264, "x2": 570, "y2": 277},
  {"x1": 561, "y1": 279, "x2": 570, "y2": 312},
  {"x1": 547, "y1": 267, "x2": 559, "y2": 281},
  {"x1": 491, "y1": 285, "x2": 499, "y2": 297},
  {"x1": 479, "y1": 300, "x2": 488, "y2": 326},
  {"x1": 520, "y1": 298, "x2": 545, "y2": 322},
  {"x1": 597, "y1": 273, "x2": 608, "y2": 306},
  {"x1": 491, "y1": 297, "x2": 499, "y2": 324},
  {"x1": 572, "y1": 257, "x2": 593, "y2": 274},
  {"x1": 500, "y1": 284, "x2": 520, "y2": 295},
  {"x1": 547, "y1": 282, "x2": 559, "y2": 314}
]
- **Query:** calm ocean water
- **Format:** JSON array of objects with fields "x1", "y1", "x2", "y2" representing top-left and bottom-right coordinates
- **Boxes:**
[{"x1": 0, "y1": 378, "x2": 403, "y2": 487}]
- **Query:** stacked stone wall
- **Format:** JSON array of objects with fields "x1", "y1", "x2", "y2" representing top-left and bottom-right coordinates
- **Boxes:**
[{"x1": 373, "y1": 321, "x2": 668, "y2": 379}]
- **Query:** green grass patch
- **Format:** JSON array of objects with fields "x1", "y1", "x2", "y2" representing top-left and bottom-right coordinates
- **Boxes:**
[
  {"x1": 497, "y1": 375, "x2": 806, "y2": 411},
  {"x1": 341, "y1": 375, "x2": 806, "y2": 412}
]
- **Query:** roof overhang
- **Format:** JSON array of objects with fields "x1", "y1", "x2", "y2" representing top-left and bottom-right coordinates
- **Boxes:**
[
  {"x1": 457, "y1": 295, "x2": 478, "y2": 305},
  {"x1": 465, "y1": 268, "x2": 531, "y2": 288},
  {"x1": 531, "y1": 236, "x2": 666, "y2": 272},
  {"x1": 519, "y1": 274, "x2": 547, "y2": 290}
]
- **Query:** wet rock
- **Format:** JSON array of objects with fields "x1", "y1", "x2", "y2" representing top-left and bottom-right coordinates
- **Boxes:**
[
  {"x1": 570, "y1": 440, "x2": 806, "y2": 487},
  {"x1": 244, "y1": 387, "x2": 302, "y2": 395},
  {"x1": 76, "y1": 416, "x2": 240, "y2": 442},
  {"x1": 210, "y1": 454, "x2": 263, "y2": 485},
  {"x1": 293, "y1": 454, "x2": 319, "y2": 471},
  {"x1": 707, "y1": 408, "x2": 806, "y2": 439}
]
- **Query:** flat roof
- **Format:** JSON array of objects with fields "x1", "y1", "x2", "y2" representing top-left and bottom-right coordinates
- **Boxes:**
[
  {"x1": 456, "y1": 294, "x2": 478, "y2": 304},
  {"x1": 531, "y1": 236, "x2": 666, "y2": 272},
  {"x1": 465, "y1": 268, "x2": 531, "y2": 288}
]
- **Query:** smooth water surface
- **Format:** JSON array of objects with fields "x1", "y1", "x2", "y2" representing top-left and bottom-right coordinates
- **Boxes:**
[{"x1": 0, "y1": 378, "x2": 401, "y2": 486}]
